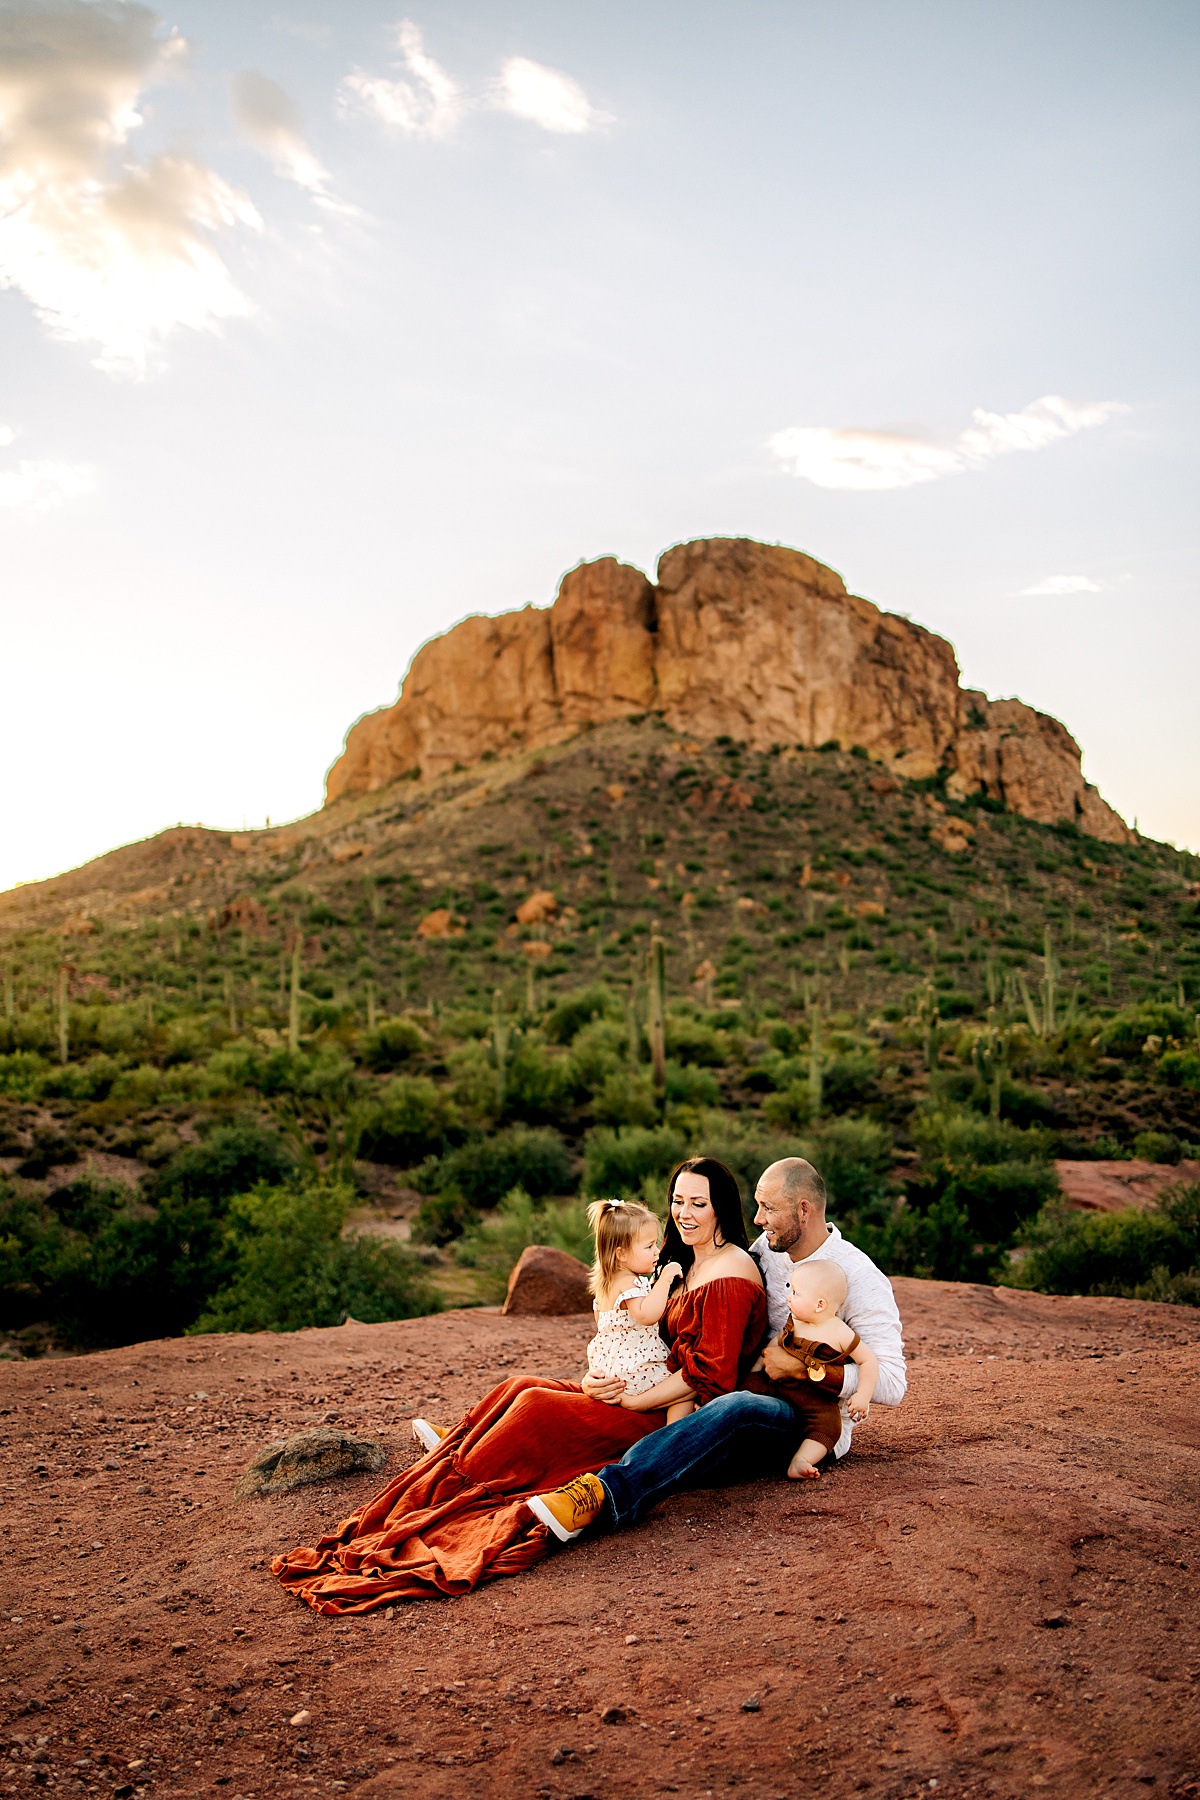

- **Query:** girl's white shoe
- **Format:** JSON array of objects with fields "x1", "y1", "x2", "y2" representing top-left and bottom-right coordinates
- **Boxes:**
[{"x1": 411, "y1": 1417, "x2": 449, "y2": 1454}]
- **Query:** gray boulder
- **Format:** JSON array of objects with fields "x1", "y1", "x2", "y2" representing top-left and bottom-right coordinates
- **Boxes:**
[{"x1": 235, "y1": 1428, "x2": 386, "y2": 1499}]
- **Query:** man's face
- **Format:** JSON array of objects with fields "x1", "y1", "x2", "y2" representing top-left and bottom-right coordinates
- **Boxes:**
[{"x1": 754, "y1": 1175, "x2": 805, "y2": 1252}]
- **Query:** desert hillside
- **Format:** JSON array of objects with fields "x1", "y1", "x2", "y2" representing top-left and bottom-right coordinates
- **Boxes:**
[
  {"x1": 0, "y1": 1279, "x2": 1197, "y2": 1799},
  {"x1": 1, "y1": 696, "x2": 1199, "y2": 1360}
]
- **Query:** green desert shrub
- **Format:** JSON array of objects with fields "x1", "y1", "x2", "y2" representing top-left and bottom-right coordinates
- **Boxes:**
[
  {"x1": 1095, "y1": 1001, "x2": 1194, "y2": 1061},
  {"x1": 357, "y1": 1075, "x2": 459, "y2": 1166},
  {"x1": 410, "y1": 1188, "x2": 480, "y2": 1247},
  {"x1": 590, "y1": 1068, "x2": 659, "y2": 1129},
  {"x1": 0, "y1": 1052, "x2": 52, "y2": 1101},
  {"x1": 582, "y1": 1125, "x2": 687, "y2": 1198},
  {"x1": 1011, "y1": 1181, "x2": 1199, "y2": 1303},
  {"x1": 665, "y1": 1062, "x2": 722, "y2": 1110},
  {"x1": 5, "y1": 1125, "x2": 303, "y2": 1346},
  {"x1": 151, "y1": 1122, "x2": 297, "y2": 1205},
  {"x1": 1158, "y1": 1049, "x2": 1200, "y2": 1090},
  {"x1": 501, "y1": 1039, "x2": 582, "y2": 1128},
  {"x1": 821, "y1": 1050, "x2": 881, "y2": 1114},
  {"x1": 191, "y1": 1181, "x2": 440, "y2": 1333},
  {"x1": 568, "y1": 1018, "x2": 628, "y2": 1092},
  {"x1": 810, "y1": 1117, "x2": 895, "y2": 1227},
  {"x1": 453, "y1": 1187, "x2": 594, "y2": 1303},
  {"x1": 664, "y1": 1015, "x2": 727, "y2": 1066},
  {"x1": 359, "y1": 1015, "x2": 426, "y2": 1069},
  {"x1": 874, "y1": 1109, "x2": 1059, "y2": 1284},
  {"x1": 427, "y1": 1124, "x2": 574, "y2": 1208},
  {"x1": 544, "y1": 984, "x2": 622, "y2": 1044},
  {"x1": 1132, "y1": 1130, "x2": 1181, "y2": 1165}
]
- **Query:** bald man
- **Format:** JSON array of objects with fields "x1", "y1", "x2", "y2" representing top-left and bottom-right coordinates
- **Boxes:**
[{"x1": 531, "y1": 1157, "x2": 906, "y2": 1541}]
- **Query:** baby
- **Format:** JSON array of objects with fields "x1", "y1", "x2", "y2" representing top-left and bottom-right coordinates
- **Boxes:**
[
  {"x1": 752, "y1": 1260, "x2": 879, "y2": 1480},
  {"x1": 585, "y1": 1200, "x2": 691, "y2": 1424}
]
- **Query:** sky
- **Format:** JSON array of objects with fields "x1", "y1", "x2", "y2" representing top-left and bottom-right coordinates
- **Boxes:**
[{"x1": 0, "y1": 0, "x2": 1197, "y2": 895}]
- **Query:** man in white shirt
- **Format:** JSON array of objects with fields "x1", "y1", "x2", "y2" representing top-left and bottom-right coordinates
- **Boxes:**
[
  {"x1": 529, "y1": 1157, "x2": 907, "y2": 1540},
  {"x1": 752, "y1": 1156, "x2": 907, "y2": 1461}
]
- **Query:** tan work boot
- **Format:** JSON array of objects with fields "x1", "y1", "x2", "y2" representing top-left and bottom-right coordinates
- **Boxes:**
[
  {"x1": 411, "y1": 1418, "x2": 450, "y2": 1454},
  {"x1": 527, "y1": 1473, "x2": 606, "y2": 1543}
]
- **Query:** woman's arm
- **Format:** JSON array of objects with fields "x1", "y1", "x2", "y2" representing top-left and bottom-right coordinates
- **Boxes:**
[
  {"x1": 619, "y1": 1369, "x2": 695, "y2": 1412},
  {"x1": 668, "y1": 1279, "x2": 765, "y2": 1407}
]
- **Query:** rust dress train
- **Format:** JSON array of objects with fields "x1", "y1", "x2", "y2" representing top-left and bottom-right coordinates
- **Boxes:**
[{"x1": 272, "y1": 1275, "x2": 766, "y2": 1613}]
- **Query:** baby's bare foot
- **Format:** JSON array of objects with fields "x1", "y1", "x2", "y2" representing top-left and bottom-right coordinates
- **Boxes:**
[{"x1": 786, "y1": 1461, "x2": 821, "y2": 1480}]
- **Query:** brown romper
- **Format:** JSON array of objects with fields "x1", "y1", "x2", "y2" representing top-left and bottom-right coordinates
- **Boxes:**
[{"x1": 745, "y1": 1318, "x2": 860, "y2": 1455}]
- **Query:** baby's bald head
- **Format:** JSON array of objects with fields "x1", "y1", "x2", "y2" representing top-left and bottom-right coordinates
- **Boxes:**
[{"x1": 787, "y1": 1259, "x2": 848, "y2": 1326}]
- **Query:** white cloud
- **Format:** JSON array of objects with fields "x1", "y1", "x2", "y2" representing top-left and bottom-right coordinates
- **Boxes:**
[
  {"x1": 0, "y1": 0, "x2": 260, "y2": 377},
  {"x1": 339, "y1": 23, "x2": 609, "y2": 140},
  {"x1": 230, "y1": 69, "x2": 348, "y2": 212},
  {"x1": 493, "y1": 56, "x2": 611, "y2": 134},
  {"x1": 1019, "y1": 574, "x2": 1103, "y2": 596},
  {"x1": 769, "y1": 394, "x2": 1127, "y2": 492},
  {"x1": 338, "y1": 20, "x2": 463, "y2": 137},
  {"x1": 0, "y1": 431, "x2": 91, "y2": 511}
]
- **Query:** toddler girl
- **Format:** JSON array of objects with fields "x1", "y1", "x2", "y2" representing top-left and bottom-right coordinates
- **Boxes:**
[{"x1": 585, "y1": 1200, "x2": 691, "y2": 1423}]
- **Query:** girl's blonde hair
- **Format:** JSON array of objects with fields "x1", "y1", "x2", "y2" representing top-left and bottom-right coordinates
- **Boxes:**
[{"x1": 585, "y1": 1198, "x2": 659, "y2": 1299}]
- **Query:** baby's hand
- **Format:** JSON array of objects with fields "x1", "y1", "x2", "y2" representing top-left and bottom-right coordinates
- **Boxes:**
[
  {"x1": 846, "y1": 1396, "x2": 871, "y2": 1423},
  {"x1": 660, "y1": 1261, "x2": 683, "y2": 1284}
]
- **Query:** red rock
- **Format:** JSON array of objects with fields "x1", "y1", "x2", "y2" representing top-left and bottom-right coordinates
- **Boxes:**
[
  {"x1": 502, "y1": 1245, "x2": 593, "y2": 1316},
  {"x1": 1055, "y1": 1159, "x2": 1200, "y2": 1215},
  {"x1": 325, "y1": 536, "x2": 1130, "y2": 843},
  {"x1": 516, "y1": 890, "x2": 557, "y2": 925}
]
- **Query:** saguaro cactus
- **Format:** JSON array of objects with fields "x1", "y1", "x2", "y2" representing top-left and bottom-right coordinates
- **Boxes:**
[
  {"x1": 288, "y1": 934, "x2": 304, "y2": 1054},
  {"x1": 807, "y1": 1002, "x2": 825, "y2": 1119},
  {"x1": 491, "y1": 987, "x2": 510, "y2": 1108},
  {"x1": 57, "y1": 965, "x2": 70, "y2": 1065},
  {"x1": 647, "y1": 936, "x2": 667, "y2": 1108}
]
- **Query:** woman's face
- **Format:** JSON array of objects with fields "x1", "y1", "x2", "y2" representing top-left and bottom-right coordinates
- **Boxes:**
[{"x1": 670, "y1": 1171, "x2": 718, "y2": 1251}]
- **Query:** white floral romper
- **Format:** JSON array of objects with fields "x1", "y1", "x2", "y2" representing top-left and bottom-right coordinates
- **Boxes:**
[{"x1": 586, "y1": 1276, "x2": 672, "y2": 1395}]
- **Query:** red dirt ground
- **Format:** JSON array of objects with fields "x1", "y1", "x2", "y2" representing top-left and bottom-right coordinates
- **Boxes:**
[{"x1": 2, "y1": 1279, "x2": 1198, "y2": 1800}]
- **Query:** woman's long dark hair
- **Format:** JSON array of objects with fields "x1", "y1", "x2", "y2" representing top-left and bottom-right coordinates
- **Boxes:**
[{"x1": 657, "y1": 1156, "x2": 749, "y2": 1284}]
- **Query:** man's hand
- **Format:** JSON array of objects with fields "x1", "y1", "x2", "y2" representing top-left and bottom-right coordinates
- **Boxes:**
[
  {"x1": 762, "y1": 1338, "x2": 805, "y2": 1383},
  {"x1": 582, "y1": 1371, "x2": 627, "y2": 1405},
  {"x1": 846, "y1": 1395, "x2": 871, "y2": 1423}
]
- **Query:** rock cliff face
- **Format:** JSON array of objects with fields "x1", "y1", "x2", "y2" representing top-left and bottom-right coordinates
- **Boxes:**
[{"x1": 326, "y1": 537, "x2": 1129, "y2": 843}]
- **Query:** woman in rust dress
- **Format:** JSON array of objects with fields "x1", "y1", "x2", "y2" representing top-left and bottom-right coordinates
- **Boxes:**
[{"x1": 272, "y1": 1157, "x2": 766, "y2": 1613}]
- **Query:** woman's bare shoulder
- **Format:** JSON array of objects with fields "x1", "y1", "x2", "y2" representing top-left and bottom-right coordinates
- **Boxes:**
[{"x1": 690, "y1": 1245, "x2": 762, "y2": 1290}]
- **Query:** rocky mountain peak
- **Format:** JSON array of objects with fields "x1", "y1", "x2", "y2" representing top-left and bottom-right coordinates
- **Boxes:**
[{"x1": 326, "y1": 536, "x2": 1128, "y2": 843}]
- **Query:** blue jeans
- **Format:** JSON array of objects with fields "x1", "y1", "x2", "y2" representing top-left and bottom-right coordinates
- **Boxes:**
[{"x1": 595, "y1": 1391, "x2": 804, "y2": 1530}]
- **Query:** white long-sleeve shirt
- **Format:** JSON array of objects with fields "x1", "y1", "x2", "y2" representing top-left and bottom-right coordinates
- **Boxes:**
[{"x1": 749, "y1": 1222, "x2": 907, "y2": 1460}]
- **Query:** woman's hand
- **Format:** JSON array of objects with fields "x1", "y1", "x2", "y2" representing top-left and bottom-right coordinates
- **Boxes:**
[{"x1": 582, "y1": 1371, "x2": 627, "y2": 1405}]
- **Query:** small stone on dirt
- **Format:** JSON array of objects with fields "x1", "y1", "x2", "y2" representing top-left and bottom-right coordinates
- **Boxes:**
[
  {"x1": 289, "y1": 1710, "x2": 311, "y2": 1727},
  {"x1": 741, "y1": 1696, "x2": 761, "y2": 1712},
  {"x1": 600, "y1": 1705, "x2": 627, "y2": 1724},
  {"x1": 1040, "y1": 1613, "x2": 1070, "y2": 1628},
  {"x1": 234, "y1": 1428, "x2": 386, "y2": 1499}
]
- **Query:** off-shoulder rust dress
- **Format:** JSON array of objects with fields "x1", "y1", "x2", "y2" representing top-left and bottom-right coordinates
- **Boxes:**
[{"x1": 272, "y1": 1275, "x2": 766, "y2": 1613}]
